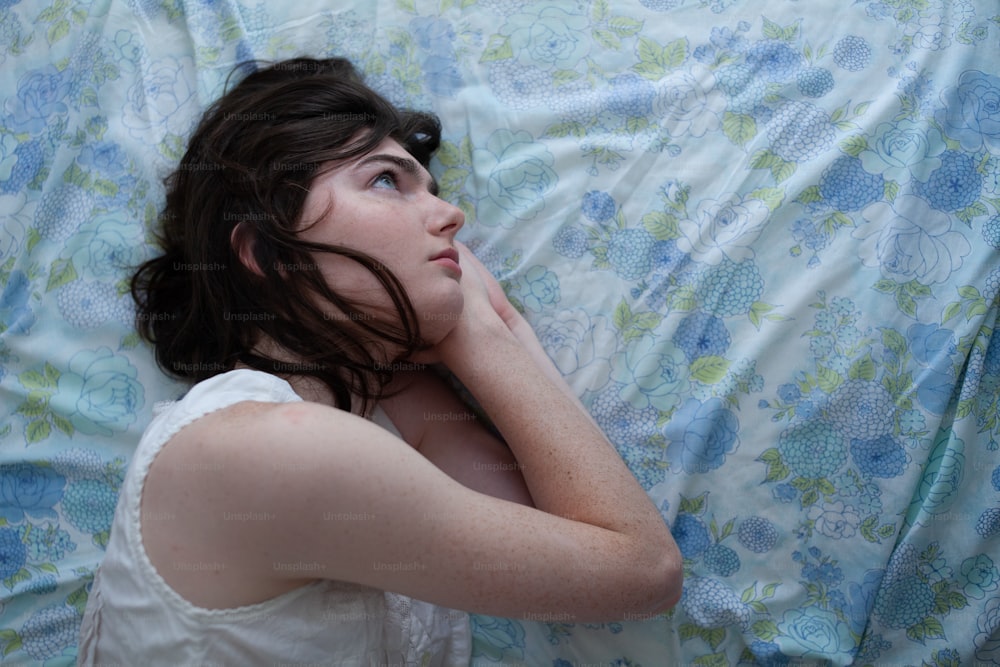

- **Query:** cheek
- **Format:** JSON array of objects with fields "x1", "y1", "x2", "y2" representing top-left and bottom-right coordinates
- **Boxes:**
[{"x1": 417, "y1": 292, "x2": 465, "y2": 344}]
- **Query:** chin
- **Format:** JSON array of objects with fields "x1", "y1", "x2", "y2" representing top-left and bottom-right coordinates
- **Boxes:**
[{"x1": 418, "y1": 294, "x2": 465, "y2": 343}]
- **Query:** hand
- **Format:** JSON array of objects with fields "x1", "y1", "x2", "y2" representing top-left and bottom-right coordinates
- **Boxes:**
[
  {"x1": 406, "y1": 242, "x2": 513, "y2": 366},
  {"x1": 455, "y1": 242, "x2": 520, "y2": 331}
]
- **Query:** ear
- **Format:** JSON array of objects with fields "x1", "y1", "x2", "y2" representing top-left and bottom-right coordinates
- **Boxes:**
[{"x1": 230, "y1": 222, "x2": 265, "y2": 276}]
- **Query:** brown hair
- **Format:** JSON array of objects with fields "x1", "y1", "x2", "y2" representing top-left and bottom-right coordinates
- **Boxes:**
[{"x1": 131, "y1": 57, "x2": 442, "y2": 413}]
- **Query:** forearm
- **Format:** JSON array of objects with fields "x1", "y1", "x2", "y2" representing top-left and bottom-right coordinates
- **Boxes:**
[
  {"x1": 442, "y1": 326, "x2": 663, "y2": 540},
  {"x1": 503, "y1": 309, "x2": 596, "y2": 424}
]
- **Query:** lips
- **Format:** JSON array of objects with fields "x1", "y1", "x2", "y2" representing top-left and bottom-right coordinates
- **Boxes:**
[
  {"x1": 431, "y1": 248, "x2": 459, "y2": 264},
  {"x1": 430, "y1": 247, "x2": 462, "y2": 276}
]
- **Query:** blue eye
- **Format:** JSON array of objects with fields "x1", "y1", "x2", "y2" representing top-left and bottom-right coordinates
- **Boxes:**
[{"x1": 373, "y1": 171, "x2": 398, "y2": 190}]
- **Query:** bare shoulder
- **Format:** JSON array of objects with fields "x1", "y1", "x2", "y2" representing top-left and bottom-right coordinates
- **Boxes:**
[{"x1": 140, "y1": 398, "x2": 409, "y2": 608}]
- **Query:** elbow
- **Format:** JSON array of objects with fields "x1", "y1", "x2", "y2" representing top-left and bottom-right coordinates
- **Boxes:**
[
  {"x1": 652, "y1": 564, "x2": 683, "y2": 614},
  {"x1": 647, "y1": 548, "x2": 683, "y2": 615},
  {"x1": 634, "y1": 535, "x2": 683, "y2": 617}
]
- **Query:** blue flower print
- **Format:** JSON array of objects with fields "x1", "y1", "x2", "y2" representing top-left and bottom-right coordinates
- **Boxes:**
[
  {"x1": 807, "y1": 500, "x2": 862, "y2": 539},
  {"x1": 824, "y1": 380, "x2": 896, "y2": 440},
  {"x1": 777, "y1": 607, "x2": 855, "y2": 662},
  {"x1": 68, "y1": 214, "x2": 147, "y2": 281},
  {"x1": 639, "y1": 0, "x2": 682, "y2": 11},
  {"x1": 977, "y1": 508, "x2": 1000, "y2": 539},
  {"x1": 0, "y1": 527, "x2": 27, "y2": 579},
  {"x1": 910, "y1": 430, "x2": 966, "y2": 519},
  {"x1": 749, "y1": 640, "x2": 791, "y2": 667},
  {"x1": 676, "y1": 194, "x2": 770, "y2": 265},
  {"x1": 470, "y1": 614, "x2": 525, "y2": 661},
  {"x1": 672, "y1": 311, "x2": 731, "y2": 361},
  {"x1": 716, "y1": 63, "x2": 766, "y2": 115},
  {"x1": 737, "y1": 516, "x2": 778, "y2": 553},
  {"x1": 985, "y1": 155, "x2": 1000, "y2": 195},
  {"x1": 656, "y1": 64, "x2": 728, "y2": 139},
  {"x1": 0, "y1": 269, "x2": 36, "y2": 335},
  {"x1": 709, "y1": 25, "x2": 747, "y2": 54},
  {"x1": 607, "y1": 229, "x2": 655, "y2": 280},
  {"x1": 671, "y1": 513, "x2": 711, "y2": 559},
  {"x1": 581, "y1": 190, "x2": 616, "y2": 222},
  {"x1": 832, "y1": 35, "x2": 872, "y2": 71},
  {"x1": 664, "y1": 397, "x2": 739, "y2": 474},
  {"x1": 746, "y1": 40, "x2": 802, "y2": 82},
  {"x1": 50, "y1": 347, "x2": 145, "y2": 436},
  {"x1": 696, "y1": 258, "x2": 764, "y2": 317},
  {"x1": 0, "y1": 463, "x2": 66, "y2": 524},
  {"x1": 858, "y1": 119, "x2": 946, "y2": 184},
  {"x1": 651, "y1": 237, "x2": 692, "y2": 276},
  {"x1": 908, "y1": 322, "x2": 956, "y2": 367},
  {"x1": 420, "y1": 55, "x2": 462, "y2": 97},
  {"x1": 773, "y1": 483, "x2": 797, "y2": 503},
  {"x1": 680, "y1": 576, "x2": 750, "y2": 629},
  {"x1": 0, "y1": 133, "x2": 18, "y2": 182},
  {"x1": 935, "y1": 70, "x2": 1000, "y2": 154},
  {"x1": 6, "y1": 64, "x2": 73, "y2": 133},
  {"x1": 778, "y1": 421, "x2": 847, "y2": 479},
  {"x1": 874, "y1": 572, "x2": 935, "y2": 629},
  {"x1": 844, "y1": 569, "x2": 883, "y2": 634},
  {"x1": 487, "y1": 60, "x2": 553, "y2": 111},
  {"x1": 605, "y1": 73, "x2": 656, "y2": 117},
  {"x1": 819, "y1": 156, "x2": 884, "y2": 212},
  {"x1": 552, "y1": 225, "x2": 588, "y2": 258},
  {"x1": 500, "y1": 6, "x2": 591, "y2": 71},
  {"x1": 410, "y1": 16, "x2": 456, "y2": 59},
  {"x1": 610, "y1": 336, "x2": 689, "y2": 412},
  {"x1": 473, "y1": 129, "x2": 557, "y2": 228},
  {"x1": 914, "y1": 150, "x2": 983, "y2": 213},
  {"x1": 767, "y1": 100, "x2": 836, "y2": 162},
  {"x1": 23, "y1": 522, "x2": 76, "y2": 563},
  {"x1": 850, "y1": 435, "x2": 907, "y2": 478},
  {"x1": 34, "y1": 183, "x2": 96, "y2": 242},
  {"x1": 534, "y1": 309, "x2": 615, "y2": 393},
  {"x1": 703, "y1": 543, "x2": 740, "y2": 576},
  {"x1": 984, "y1": 215, "x2": 1000, "y2": 248},
  {"x1": 914, "y1": 365, "x2": 955, "y2": 416},
  {"x1": 121, "y1": 56, "x2": 198, "y2": 142},
  {"x1": 0, "y1": 139, "x2": 44, "y2": 195},
  {"x1": 77, "y1": 140, "x2": 129, "y2": 180},
  {"x1": 777, "y1": 383, "x2": 801, "y2": 403},
  {"x1": 796, "y1": 67, "x2": 834, "y2": 98},
  {"x1": 855, "y1": 195, "x2": 971, "y2": 285},
  {"x1": 18, "y1": 604, "x2": 80, "y2": 661},
  {"x1": 590, "y1": 385, "x2": 659, "y2": 452},
  {"x1": 61, "y1": 479, "x2": 117, "y2": 534},
  {"x1": 515, "y1": 265, "x2": 559, "y2": 312},
  {"x1": 960, "y1": 554, "x2": 999, "y2": 600},
  {"x1": 57, "y1": 279, "x2": 130, "y2": 329}
]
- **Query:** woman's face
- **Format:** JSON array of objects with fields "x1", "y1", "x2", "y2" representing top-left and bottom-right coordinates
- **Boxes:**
[{"x1": 297, "y1": 137, "x2": 466, "y2": 343}]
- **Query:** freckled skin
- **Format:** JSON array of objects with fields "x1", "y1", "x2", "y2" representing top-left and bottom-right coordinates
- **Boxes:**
[{"x1": 140, "y1": 139, "x2": 682, "y2": 622}]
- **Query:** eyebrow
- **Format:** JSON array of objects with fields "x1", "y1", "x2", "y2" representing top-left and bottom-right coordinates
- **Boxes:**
[{"x1": 356, "y1": 153, "x2": 439, "y2": 196}]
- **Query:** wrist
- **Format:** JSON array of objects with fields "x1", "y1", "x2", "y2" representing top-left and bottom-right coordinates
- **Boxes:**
[{"x1": 438, "y1": 318, "x2": 519, "y2": 379}]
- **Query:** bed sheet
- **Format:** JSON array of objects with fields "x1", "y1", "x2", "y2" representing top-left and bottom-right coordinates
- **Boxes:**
[{"x1": 1, "y1": 0, "x2": 999, "y2": 664}]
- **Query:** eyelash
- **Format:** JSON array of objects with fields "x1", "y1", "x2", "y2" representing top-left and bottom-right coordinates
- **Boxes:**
[{"x1": 372, "y1": 170, "x2": 399, "y2": 190}]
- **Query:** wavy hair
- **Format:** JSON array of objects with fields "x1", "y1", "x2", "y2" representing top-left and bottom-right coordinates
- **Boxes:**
[{"x1": 131, "y1": 57, "x2": 442, "y2": 413}]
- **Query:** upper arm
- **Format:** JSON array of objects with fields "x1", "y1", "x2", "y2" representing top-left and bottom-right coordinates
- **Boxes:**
[
  {"x1": 378, "y1": 369, "x2": 533, "y2": 506},
  {"x1": 154, "y1": 400, "x2": 679, "y2": 622}
]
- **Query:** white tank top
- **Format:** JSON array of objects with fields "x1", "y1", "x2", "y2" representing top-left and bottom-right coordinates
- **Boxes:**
[{"x1": 77, "y1": 369, "x2": 471, "y2": 666}]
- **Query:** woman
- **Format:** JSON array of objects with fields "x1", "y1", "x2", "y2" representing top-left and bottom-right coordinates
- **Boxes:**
[{"x1": 78, "y1": 57, "x2": 681, "y2": 666}]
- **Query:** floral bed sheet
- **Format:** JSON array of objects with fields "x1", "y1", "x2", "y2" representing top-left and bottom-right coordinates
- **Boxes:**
[{"x1": 1, "y1": 0, "x2": 999, "y2": 664}]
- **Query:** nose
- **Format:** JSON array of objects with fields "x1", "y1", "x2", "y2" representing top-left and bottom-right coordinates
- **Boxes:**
[{"x1": 429, "y1": 196, "x2": 465, "y2": 237}]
